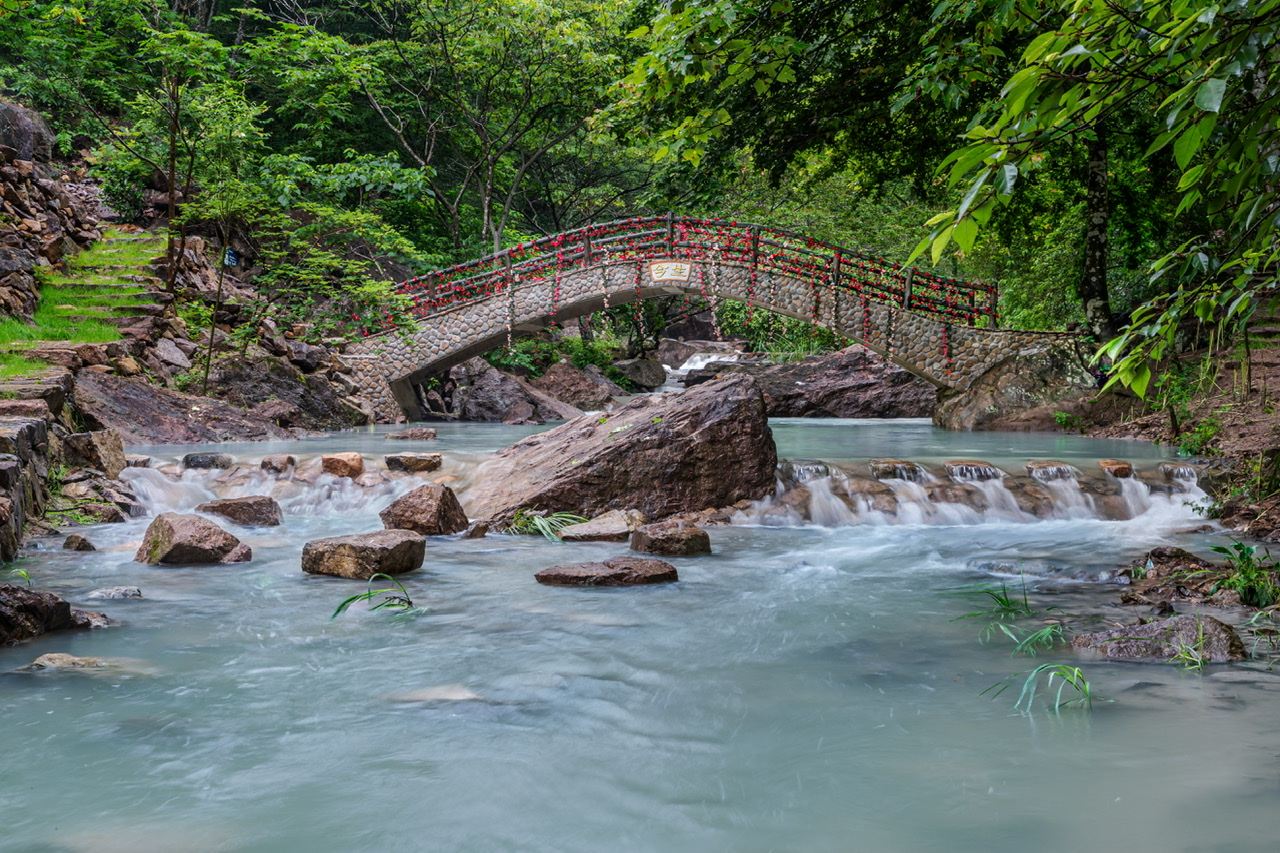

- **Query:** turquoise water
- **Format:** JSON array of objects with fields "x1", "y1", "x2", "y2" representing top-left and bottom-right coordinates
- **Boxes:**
[{"x1": 1, "y1": 420, "x2": 1275, "y2": 853}]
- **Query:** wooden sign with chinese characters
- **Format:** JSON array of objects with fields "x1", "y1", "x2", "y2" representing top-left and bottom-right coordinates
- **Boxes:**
[{"x1": 649, "y1": 261, "x2": 692, "y2": 282}]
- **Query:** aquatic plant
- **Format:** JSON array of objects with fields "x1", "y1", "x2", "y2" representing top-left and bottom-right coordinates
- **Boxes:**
[
  {"x1": 331, "y1": 573, "x2": 422, "y2": 619},
  {"x1": 984, "y1": 663, "x2": 1093, "y2": 714},
  {"x1": 7, "y1": 567, "x2": 31, "y2": 588},
  {"x1": 957, "y1": 578, "x2": 1036, "y2": 622},
  {"x1": 994, "y1": 622, "x2": 1065, "y2": 657},
  {"x1": 506, "y1": 509, "x2": 588, "y2": 541},
  {"x1": 1170, "y1": 622, "x2": 1208, "y2": 671},
  {"x1": 1211, "y1": 541, "x2": 1280, "y2": 608}
]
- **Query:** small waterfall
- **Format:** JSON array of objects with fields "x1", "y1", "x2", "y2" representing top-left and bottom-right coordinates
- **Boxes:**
[
  {"x1": 1116, "y1": 476, "x2": 1154, "y2": 517},
  {"x1": 659, "y1": 351, "x2": 742, "y2": 392},
  {"x1": 1158, "y1": 462, "x2": 1201, "y2": 493},
  {"x1": 869, "y1": 459, "x2": 927, "y2": 483},
  {"x1": 806, "y1": 476, "x2": 861, "y2": 526},
  {"x1": 1026, "y1": 461, "x2": 1095, "y2": 519},
  {"x1": 778, "y1": 459, "x2": 833, "y2": 487},
  {"x1": 946, "y1": 460, "x2": 1029, "y2": 521}
]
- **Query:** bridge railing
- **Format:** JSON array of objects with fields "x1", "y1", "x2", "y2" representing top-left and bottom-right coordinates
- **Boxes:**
[{"x1": 387, "y1": 215, "x2": 997, "y2": 332}]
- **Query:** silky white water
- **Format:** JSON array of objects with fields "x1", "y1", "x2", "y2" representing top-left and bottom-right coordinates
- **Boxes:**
[{"x1": 1, "y1": 419, "x2": 1277, "y2": 853}]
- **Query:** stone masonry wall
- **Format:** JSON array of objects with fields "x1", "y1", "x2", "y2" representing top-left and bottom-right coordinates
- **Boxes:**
[{"x1": 343, "y1": 259, "x2": 1082, "y2": 421}]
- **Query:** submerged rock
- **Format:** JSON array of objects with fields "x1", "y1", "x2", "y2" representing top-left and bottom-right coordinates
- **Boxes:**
[
  {"x1": 384, "y1": 685, "x2": 483, "y2": 703},
  {"x1": 321, "y1": 452, "x2": 365, "y2": 479},
  {"x1": 1071, "y1": 614, "x2": 1245, "y2": 663},
  {"x1": 388, "y1": 427, "x2": 438, "y2": 441},
  {"x1": 62, "y1": 533, "x2": 96, "y2": 551},
  {"x1": 195, "y1": 495, "x2": 283, "y2": 527},
  {"x1": 385, "y1": 452, "x2": 442, "y2": 473},
  {"x1": 535, "y1": 556, "x2": 678, "y2": 587},
  {"x1": 87, "y1": 586, "x2": 142, "y2": 600},
  {"x1": 182, "y1": 452, "x2": 233, "y2": 470},
  {"x1": 559, "y1": 509, "x2": 647, "y2": 543},
  {"x1": 135, "y1": 513, "x2": 251, "y2": 565},
  {"x1": 379, "y1": 484, "x2": 468, "y2": 535},
  {"x1": 463, "y1": 374, "x2": 776, "y2": 527},
  {"x1": 301, "y1": 529, "x2": 425, "y2": 579},
  {"x1": 629, "y1": 522, "x2": 711, "y2": 556},
  {"x1": 24, "y1": 653, "x2": 108, "y2": 671},
  {"x1": 0, "y1": 584, "x2": 109, "y2": 645}
]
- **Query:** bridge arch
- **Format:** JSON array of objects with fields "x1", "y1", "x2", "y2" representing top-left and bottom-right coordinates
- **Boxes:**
[{"x1": 342, "y1": 217, "x2": 1074, "y2": 420}]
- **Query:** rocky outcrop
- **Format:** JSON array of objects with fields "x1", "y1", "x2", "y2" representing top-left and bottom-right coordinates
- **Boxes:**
[
  {"x1": 530, "y1": 361, "x2": 622, "y2": 410},
  {"x1": 1, "y1": 583, "x2": 108, "y2": 645},
  {"x1": 195, "y1": 495, "x2": 283, "y2": 527},
  {"x1": 301, "y1": 529, "x2": 425, "y2": 579},
  {"x1": 62, "y1": 429, "x2": 126, "y2": 479},
  {"x1": 684, "y1": 346, "x2": 936, "y2": 418},
  {"x1": 207, "y1": 358, "x2": 367, "y2": 431},
  {"x1": 379, "y1": 483, "x2": 469, "y2": 535},
  {"x1": 135, "y1": 512, "x2": 252, "y2": 565},
  {"x1": 0, "y1": 102, "x2": 100, "y2": 320},
  {"x1": 629, "y1": 522, "x2": 711, "y2": 556},
  {"x1": 934, "y1": 343, "x2": 1097, "y2": 431},
  {"x1": 445, "y1": 357, "x2": 582, "y2": 424},
  {"x1": 612, "y1": 356, "x2": 665, "y2": 391},
  {"x1": 0, "y1": 413, "x2": 52, "y2": 560},
  {"x1": 463, "y1": 374, "x2": 777, "y2": 526},
  {"x1": 75, "y1": 372, "x2": 291, "y2": 444},
  {"x1": 1071, "y1": 614, "x2": 1245, "y2": 663},
  {"x1": 534, "y1": 556, "x2": 678, "y2": 587}
]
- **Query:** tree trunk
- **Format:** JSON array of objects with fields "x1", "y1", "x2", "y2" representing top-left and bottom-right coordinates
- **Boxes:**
[{"x1": 1081, "y1": 130, "x2": 1116, "y2": 340}]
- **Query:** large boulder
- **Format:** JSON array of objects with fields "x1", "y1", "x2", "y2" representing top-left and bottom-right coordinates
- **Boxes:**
[
  {"x1": 135, "y1": 513, "x2": 252, "y2": 565},
  {"x1": 530, "y1": 361, "x2": 623, "y2": 410},
  {"x1": 684, "y1": 346, "x2": 936, "y2": 418},
  {"x1": 612, "y1": 356, "x2": 666, "y2": 391},
  {"x1": 448, "y1": 358, "x2": 582, "y2": 424},
  {"x1": 0, "y1": 101, "x2": 55, "y2": 162},
  {"x1": 1, "y1": 584, "x2": 108, "y2": 646},
  {"x1": 463, "y1": 374, "x2": 777, "y2": 526},
  {"x1": 301, "y1": 529, "x2": 425, "y2": 579},
  {"x1": 1071, "y1": 614, "x2": 1246, "y2": 663},
  {"x1": 379, "y1": 483, "x2": 469, "y2": 535},
  {"x1": 195, "y1": 495, "x2": 283, "y2": 527},
  {"x1": 62, "y1": 430, "x2": 126, "y2": 479},
  {"x1": 534, "y1": 556, "x2": 678, "y2": 587},
  {"x1": 933, "y1": 341, "x2": 1096, "y2": 431}
]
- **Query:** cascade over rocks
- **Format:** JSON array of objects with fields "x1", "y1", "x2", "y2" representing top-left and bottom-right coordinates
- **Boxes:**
[
  {"x1": 1, "y1": 584, "x2": 108, "y2": 646},
  {"x1": 135, "y1": 512, "x2": 252, "y2": 565},
  {"x1": 534, "y1": 555, "x2": 678, "y2": 587},
  {"x1": 683, "y1": 346, "x2": 937, "y2": 418},
  {"x1": 656, "y1": 338, "x2": 738, "y2": 369},
  {"x1": 195, "y1": 495, "x2": 283, "y2": 527},
  {"x1": 463, "y1": 374, "x2": 777, "y2": 527},
  {"x1": 302, "y1": 529, "x2": 425, "y2": 579},
  {"x1": 1071, "y1": 614, "x2": 1245, "y2": 663},
  {"x1": 379, "y1": 483, "x2": 469, "y2": 535},
  {"x1": 530, "y1": 361, "x2": 622, "y2": 410}
]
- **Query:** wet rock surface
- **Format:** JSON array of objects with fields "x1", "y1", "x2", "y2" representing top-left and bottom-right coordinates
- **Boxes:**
[
  {"x1": 135, "y1": 512, "x2": 252, "y2": 565},
  {"x1": 685, "y1": 346, "x2": 937, "y2": 418},
  {"x1": 195, "y1": 495, "x2": 283, "y2": 527},
  {"x1": 612, "y1": 357, "x2": 666, "y2": 391},
  {"x1": 934, "y1": 343, "x2": 1096, "y2": 431},
  {"x1": 559, "y1": 509, "x2": 647, "y2": 542},
  {"x1": 385, "y1": 452, "x2": 442, "y2": 473},
  {"x1": 182, "y1": 452, "x2": 233, "y2": 470},
  {"x1": 388, "y1": 427, "x2": 438, "y2": 441},
  {"x1": 534, "y1": 555, "x2": 679, "y2": 587},
  {"x1": 1071, "y1": 614, "x2": 1246, "y2": 663},
  {"x1": 62, "y1": 430, "x2": 126, "y2": 479},
  {"x1": 62, "y1": 533, "x2": 95, "y2": 551},
  {"x1": 464, "y1": 375, "x2": 776, "y2": 527},
  {"x1": 87, "y1": 586, "x2": 142, "y2": 600},
  {"x1": 379, "y1": 483, "x2": 469, "y2": 535},
  {"x1": 301, "y1": 529, "x2": 425, "y2": 579},
  {"x1": 1, "y1": 584, "x2": 108, "y2": 645},
  {"x1": 629, "y1": 522, "x2": 711, "y2": 556},
  {"x1": 321, "y1": 452, "x2": 365, "y2": 479},
  {"x1": 446, "y1": 358, "x2": 583, "y2": 424}
]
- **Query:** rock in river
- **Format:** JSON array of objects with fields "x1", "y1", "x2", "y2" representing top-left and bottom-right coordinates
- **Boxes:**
[
  {"x1": 302, "y1": 529, "x2": 425, "y2": 579},
  {"x1": 1071, "y1": 614, "x2": 1246, "y2": 663},
  {"x1": 1, "y1": 584, "x2": 108, "y2": 645},
  {"x1": 388, "y1": 427, "x2": 438, "y2": 441},
  {"x1": 379, "y1": 484, "x2": 469, "y2": 535},
  {"x1": 535, "y1": 556, "x2": 678, "y2": 587},
  {"x1": 63, "y1": 533, "x2": 96, "y2": 551},
  {"x1": 195, "y1": 495, "x2": 283, "y2": 527},
  {"x1": 182, "y1": 452, "x2": 233, "y2": 470},
  {"x1": 530, "y1": 361, "x2": 622, "y2": 410},
  {"x1": 385, "y1": 452, "x2": 442, "y2": 473},
  {"x1": 463, "y1": 374, "x2": 776, "y2": 527},
  {"x1": 629, "y1": 522, "x2": 711, "y2": 556},
  {"x1": 135, "y1": 513, "x2": 252, "y2": 565},
  {"x1": 559, "y1": 509, "x2": 647, "y2": 543},
  {"x1": 321, "y1": 452, "x2": 365, "y2": 479}
]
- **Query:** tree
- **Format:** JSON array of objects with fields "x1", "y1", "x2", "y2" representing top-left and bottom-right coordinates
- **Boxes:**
[{"x1": 911, "y1": 0, "x2": 1280, "y2": 395}]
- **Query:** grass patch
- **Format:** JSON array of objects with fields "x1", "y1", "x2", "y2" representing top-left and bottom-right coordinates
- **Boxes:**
[{"x1": 0, "y1": 354, "x2": 51, "y2": 378}]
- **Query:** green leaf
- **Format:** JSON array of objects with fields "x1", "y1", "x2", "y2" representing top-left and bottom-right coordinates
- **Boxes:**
[
  {"x1": 930, "y1": 225, "x2": 954, "y2": 264},
  {"x1": 1194, "y1": 78, "x2": 1226, "y2": 113},
  {"x1": 1174, "y1": 125, "x2": 1201, "y2": 169},
  {"x1": 953, "y1": 218, "x2": 979, "y2": 253}
]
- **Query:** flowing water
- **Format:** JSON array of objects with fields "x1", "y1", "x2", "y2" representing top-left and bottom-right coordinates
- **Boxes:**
[{"x1": 2, "y1": 419, "x2": 1278, "y2": 853}]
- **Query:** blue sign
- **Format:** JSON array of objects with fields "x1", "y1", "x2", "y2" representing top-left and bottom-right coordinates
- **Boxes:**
[{"x1": 223, "y1": 248, "x2": 240, "y2": 268}]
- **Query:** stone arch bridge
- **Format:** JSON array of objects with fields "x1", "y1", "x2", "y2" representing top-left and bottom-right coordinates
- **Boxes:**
[{"x1": 343, "y1": 215, "x2": 1079, "y2": 420}]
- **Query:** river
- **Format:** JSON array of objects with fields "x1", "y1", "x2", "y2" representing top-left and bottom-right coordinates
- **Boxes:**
[{"x1": 1, "y1": 419, "x2": 1277, "y2": 852}]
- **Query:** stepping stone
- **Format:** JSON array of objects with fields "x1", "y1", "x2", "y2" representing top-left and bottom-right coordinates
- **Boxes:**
[{"x1": 535, "y1": 556, "x2": 678, "y2": 587}]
